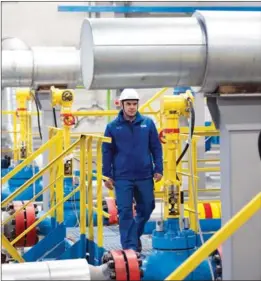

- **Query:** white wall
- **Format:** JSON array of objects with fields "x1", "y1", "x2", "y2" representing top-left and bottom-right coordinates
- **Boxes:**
[{"x1": 2, "y1": 2, "x2": 86, "y2": 47}]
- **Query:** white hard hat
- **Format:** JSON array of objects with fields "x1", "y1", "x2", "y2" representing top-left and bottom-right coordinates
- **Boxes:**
[{"x1": 119, "y1": 89, "x2": 140, "y2": 101}]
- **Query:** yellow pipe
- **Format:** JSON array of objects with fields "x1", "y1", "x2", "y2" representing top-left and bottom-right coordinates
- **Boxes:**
[
  {"x1": 2, "y1": 137, "x2": 80, "y2": 208},
  {"x1": 2, "y1": 234, "x2": 25, "y2": 263},
  {"x1": 1, "y1": 110, "x2": 41, "y2": 116},
  {"x1": 2, "y1": 175, "x2": 62, "y2": 226},
  {"x1": 96, "y1": 139, "x2": 103, "y2": 248},
  {"x1": 165, "y1": 192, "x2": 261, "y2": 281},
  {"x1": 197, "y1": 167, "x2": 220, "y2": 172},
  {"x1": 80, "y1": 136, "x2": 87, "y2": 235},
  {"x1": 13, "y1": 113, "x2": 19, "y2": 161},
  {"x1": 11, "y1": 185, "x2": 81, "y2": 246},
  {"x1": 139, "y1": 88, "x2": 168, "y2": 111},
  {"x1": 72, "y1": 110, "x2": 158, "y2": 117},
  {"x1": 177, "y1": 171, "x2": 199, "y2": 179},
  {"x1": 87, "y1": 137, "x2": 94, "y2": 241},
  {"x1": 182, "y1": 159, "x2": 220, "y2": 163},
  {"x1": 2, "y1": 133, "x2": 62, "y2": 185}
]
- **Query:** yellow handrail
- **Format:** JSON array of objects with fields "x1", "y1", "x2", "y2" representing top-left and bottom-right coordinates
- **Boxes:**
[
  {"x1": 2, "y1": 234, "x2": 25, "y2": 263},
  {"x1": 10, "y1": 185, "x2": 81, "y2": 246},
  {"x1": 2, "y1": 137, "x2": 80, "y2": 208},
  {"x1": 165, "y1": 192, "x2": 261, "y2": 280},
  {"x1": 139, "y1": 88, "x2": 169, "y2": 111},
  {"x1": 2, "y1": 175, "x2": 63, "y2": 226},
  {"x1": 1, "y1": 132, "x2": 62, "y2": 185}
]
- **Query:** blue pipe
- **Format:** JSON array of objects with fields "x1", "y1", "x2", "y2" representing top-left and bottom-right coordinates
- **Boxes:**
[{"x1": 58, "y1": 5, "x2": 261, "y2": 13}]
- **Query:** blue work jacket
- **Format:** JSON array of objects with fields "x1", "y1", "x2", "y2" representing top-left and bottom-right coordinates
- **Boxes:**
[{"x1": 102, "y1": 110, "x2": 163, "y2": 180}]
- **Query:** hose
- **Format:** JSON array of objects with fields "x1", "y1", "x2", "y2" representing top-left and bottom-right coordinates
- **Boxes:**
[
  {"x1": 52, "y1": 107, "x2": 58, "y2": 128},
  {"x1": 176, "y1": 99, "x2": 195, "y2": 166},
  {"x1": 187, "y1": 101, "x2": 215, "y2": 281},
  {"x1": 258, "y1": 131, "x2": 261, "y2": 160}
]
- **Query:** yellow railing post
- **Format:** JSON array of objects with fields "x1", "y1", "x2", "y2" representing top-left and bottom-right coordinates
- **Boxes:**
[
  {"x1": 87, "y1": 136, "x2": 94, "y2": 260},
  {"x1": 188, "y1": 137, "x2": 198, "y2": 232},
  {"x1": 56, "y1": 133, "x2": 64, "y2": 223},
  {"x1": 80, "y1": 135, "x2": 87, "y2": 258},
  {"x1": 96, "y1": 139, "x2": 103, "y2": 250},
  {"x1": 49, "y1": 129, "x2": 55, "y2": 222}
]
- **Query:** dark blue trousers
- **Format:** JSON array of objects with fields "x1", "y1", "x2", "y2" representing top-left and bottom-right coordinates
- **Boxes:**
[{"x1": 114, "y1": 178, "x2": 155, "y2": 250}]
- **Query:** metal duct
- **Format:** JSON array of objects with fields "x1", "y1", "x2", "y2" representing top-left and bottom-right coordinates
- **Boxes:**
[
  {"x1": 2, "y1": 259, "x2": 91, "y2": 280},
  {"x1": 194, "y1": 11, "x2": 261, "y2": 92},
  {"x1": 80, "y1": 17, "x2": 207, "y2": 89},
  {"x1": 80, "y1": 11, "x2": 261, "y2": 92},
  {"x1": 2, "y1": 47, "x2": 81, "y2": 89}
]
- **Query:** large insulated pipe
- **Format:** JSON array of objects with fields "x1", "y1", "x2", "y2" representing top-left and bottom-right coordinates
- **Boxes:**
[
  {"x1": 2, "y1": 259, "x2": 110, "y2": 280},
  {"x1": 2, "y1": 47, "x2": 81, "y2": 89},
  {"x1": 80, "y1": 11, "x2": 261, "y2": 92}
]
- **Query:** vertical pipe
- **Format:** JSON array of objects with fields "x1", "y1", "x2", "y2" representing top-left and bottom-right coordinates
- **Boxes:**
[
  {"x1": 96, "y1": 139, "x2": 103, "y2": 250},
  {"x1": 164, "y1": 116, "x2": 180, "y2": 219},
  {"x1": 80, "y1": 135, "x2": 87, "y2": 258},
  {"x1": 13, "y1": 112, "x2": 18, "y2": 162},
  {"x1": 87, "y1": 136, "x2": 94, "y2": 261},
  {"x1": 48, "y1": 129, "x2": 56, "y2": 227}
]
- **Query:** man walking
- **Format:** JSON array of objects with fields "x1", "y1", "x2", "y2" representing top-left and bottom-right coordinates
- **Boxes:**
[{"x1": 102, "y1": 88, "x2": 163, "y2": 252}]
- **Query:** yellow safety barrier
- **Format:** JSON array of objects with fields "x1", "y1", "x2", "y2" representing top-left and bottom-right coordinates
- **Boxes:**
[
  {"x1": 1, "y1": 126, "x2": 111, "y2": 263},
  {"x1": 165, "y1": 192, "x2": 261, "y2": 280}
]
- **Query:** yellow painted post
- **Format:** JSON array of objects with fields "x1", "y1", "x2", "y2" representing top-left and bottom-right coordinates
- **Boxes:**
[
  {"x1": 56, "y1": 133, "x2": 64, "y2": 223},
  {"x1": 96, "y1": 139, "x2": 103, "y2": 249},
  {"x1": 2, "y1": 234, "x2": 25, "y2": 263},
  {"x1": 49, "y1": 129, "x2": 56, "y2": 220},
  {"x1": 80, "y1": 135, "x2": 87, "y2": 235},
  {"x1": 79, "y1": 135, "x2": 87, "y2": 258},
  {"x1": 189, "y1": 137, "x2": 198, "y2": 232},
  {"x1": 87, "y1": 137, "x2": 94, "y2": 242}
]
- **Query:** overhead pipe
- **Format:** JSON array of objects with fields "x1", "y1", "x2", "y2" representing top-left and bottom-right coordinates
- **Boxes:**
[
  {"x1": 2, "y1": 47, "x2": 81, "y2": 89},
  {"x1": 80, "y1": 11, "x2": 261, "y2": 92}
]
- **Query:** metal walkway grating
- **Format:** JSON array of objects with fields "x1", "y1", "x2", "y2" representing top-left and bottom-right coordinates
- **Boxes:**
[{"x1": 67, "y1": 225, "x2": 153, "y2": 254}]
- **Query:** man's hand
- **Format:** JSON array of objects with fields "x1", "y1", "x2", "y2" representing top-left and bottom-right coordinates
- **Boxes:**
[
  {"x1": 154, "y1": 173, "x2": 163, "y2": 182},
  {"x1": 104, "y1": 178, "x2": 114, "y2": 190}
]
